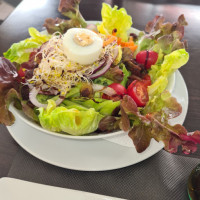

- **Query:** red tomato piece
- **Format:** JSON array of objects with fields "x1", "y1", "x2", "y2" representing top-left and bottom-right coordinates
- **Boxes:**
[
  {"x1": 136, "y1": 50, "x2": 158, "y2": 69},
  {"x1": 127, "y1": 80, "x2": 149, "y2": 107},
  {"x1": 18, "y1": 67, "x2": 25, "y2": 77},
  {"x1": 102, "y1": 83, "x2": 127, "y2": 100},
  {"x1": 17, "y1": 66, "x2": 25, "y2": 82},
  {"x1": 142, "y1": 74, "x2": 151, "y2": 87}
]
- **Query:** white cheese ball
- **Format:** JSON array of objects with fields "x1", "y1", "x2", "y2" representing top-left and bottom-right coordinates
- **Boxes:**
[{"x1": 63, "y1": 28, "x2": 103, "y2": 65}]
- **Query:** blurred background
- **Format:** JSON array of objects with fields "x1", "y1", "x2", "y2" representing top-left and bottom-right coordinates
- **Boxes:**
[
  {"x1": 0, "y1": 0, "x2": 21, "y2": 24},
  {"x1": 0, "y1": 0, "x2": 200, "y2": 25}
]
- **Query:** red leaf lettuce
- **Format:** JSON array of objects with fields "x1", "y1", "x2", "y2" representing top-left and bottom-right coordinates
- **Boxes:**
[{"x1": 120, "y1": 94, "x2": 200, "y2": 154}]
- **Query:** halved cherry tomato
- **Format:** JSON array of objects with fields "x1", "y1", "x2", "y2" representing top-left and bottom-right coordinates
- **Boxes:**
[
  {"x1": 142, "y1": 74, "x2": 151, "y2": 87},
  {"x1": 136, "y1": 50, "x2": 158, "y2": 69},
  {"x1": 102, "y1": 83, "x2": 127, "y2": 100},
  {"x1": 127, "y1": 80, "x2": 149, "y2": 107}
]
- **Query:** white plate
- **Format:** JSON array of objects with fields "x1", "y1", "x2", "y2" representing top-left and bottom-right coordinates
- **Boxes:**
[
  {"x1": 7, "y1": 70, "x2": 188, "y2": 171},
  {"x1": 0, "y1": 178, "x2": 125, "y2": 200}
]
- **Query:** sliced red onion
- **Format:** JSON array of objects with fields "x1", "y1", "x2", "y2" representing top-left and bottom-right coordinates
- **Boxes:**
[
  {"x1": 38, "y1": 90, "x2": 59, "y2": 96},
  {"x1": 92, "y1": 84, "x2": 117, "y2": 96},
  {"x1": 27, "y1": 83, "x2": 34, "y2": 90},
  {"x1": 89, "y1": 57, "x2": 113, "y2": 79},
  {"x1": 40, "y1": 84, "x2": 49, "y2": 90},
  {"x1": 93, "y1": 58, "x2": 106, "y2": 73},
  {"x1": 38, "y1": 85, "x2": 59, "y2": 96},
  {"x1": 29, "y1": 87, "x2": 48, "y2": 108},
  {"x1": 29, "y1": 87, "x2": 64, "y2": 108},
  {"x1": 86, "y1": 24, "x2": 98, "y2": 32}
]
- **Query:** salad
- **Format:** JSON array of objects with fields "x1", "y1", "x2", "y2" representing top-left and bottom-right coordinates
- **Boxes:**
[{"x1": 0, "y1": 0, "x2": 200, "y2": 154}]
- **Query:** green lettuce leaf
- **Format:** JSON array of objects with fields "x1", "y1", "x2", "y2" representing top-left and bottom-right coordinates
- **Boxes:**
[
  {"x1": 44, "y1": 18, "x2": 81, "y2": 34},
  {"x1": 58, "y1": 0, "x2": 87, "y2": 28},
  {"x1": 60, "y1": 99, "x2": 87, "y2": 110},
  {"x1": 36, "y1": 94, "x2": 51, "y2": 104},
  {"x1": 44, "y1": 0, "x2": 87, "y2": 34},
  {"x1": 148, "y1": 49, "x2": 189, "y2": 98},
  {"x1": 65, "y1": 86, "x2": 81, "y2": 98},
  {"x1": 38, "y1": 100, "x2": 103, "y2": 136},
  {"x1": 4, "y1": 27, "x2": 51, "y2": 64},
  {"x1": 93, "y1": 77, "x2": 113, "y2": 86},
  {"x1": 134, "y1": 31, "x2": 155, "y2": 55},
  {"x1": 66, "y1": 98, "x2": 120, "y2": 116},
  {"x1": 134, "y1": 15, "x2": 188, "y2": 56},
  {"x1": 97, "y1": 3, "x2": 132, "y2": 41},
  {"x1": 120, "y1": 63, "x2": 131, "y2": 87},
  {"x1": 147, "y1": 76, "x2": 168, "y2": 100},
  {"x1": 36, "y1": 94, "x2": 60, "y2": 104},
  {"x1": 143, "y1": 91, "x2": 182, "y2": 119}
]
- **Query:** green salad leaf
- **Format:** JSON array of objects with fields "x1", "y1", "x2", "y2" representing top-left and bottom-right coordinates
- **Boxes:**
[
  {"x1": 58, "y1": 0, "x2": 87, "y2": 28},
  {"x1": 148, "y1": 49, "x2": 189, "y2": 98},
  {"x1": 63, "y1": 98, "x2": 120, "y2": 116},
  {"x1": 147, "y1": 76, "x2": 168, "y2": 100},
  {"x1": 44, "y1": 0, "x2": 87, "y2": 34},
  {"x1": 4, "y1": 28, "x2": 51, "y2": 64},
  {"x1": 38, "y1": 100, "x2": 103, "y2": 136},
  {"x1": 143, "y1": 91, "x2": 182, "y2": 118},
  {"x1": 97, "y1": 3, "x2": 132, "y2": 41},
  {"x1": 65, "y1": 86, "x2": 81, "y2": 98},
  {"x1": 36, "y1": 94, "x2": 51, "y2": 104},
  {"x1": 134, "y1": 15, "x2": 188, "y2": 56},
  {"x1": 93, "y1": 77, "x2": 113, "y2": 86},
  {"x1": 120, "y1": 63, "x2": 131, "y2": 87}
]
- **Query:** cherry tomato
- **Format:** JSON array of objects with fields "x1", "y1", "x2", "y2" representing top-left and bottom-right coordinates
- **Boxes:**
[
  {"x1": 127, "y1": 80, "x2": 149, "y2": 107},
  {"x1": 142, "y1": 74, "x2": 151, "y2": 87},
  {"x1": 108, "y1": 83, "x2": 127, "y2": 95},
  {"x1": 136, "y1": 50, "x2": 158, "y2": 69},
  {"x1": 102, "y1": 83, "x2": 127, "y2": 100}
]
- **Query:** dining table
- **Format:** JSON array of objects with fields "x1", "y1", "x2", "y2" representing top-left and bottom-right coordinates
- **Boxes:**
[{"x1": 0, "y1": 0, "x2": 200, "y2": 199}]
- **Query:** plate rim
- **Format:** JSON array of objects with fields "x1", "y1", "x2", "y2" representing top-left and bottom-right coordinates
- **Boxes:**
[{"x1": 7, "y1": 119, "x2": 165, "y2": 171}]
